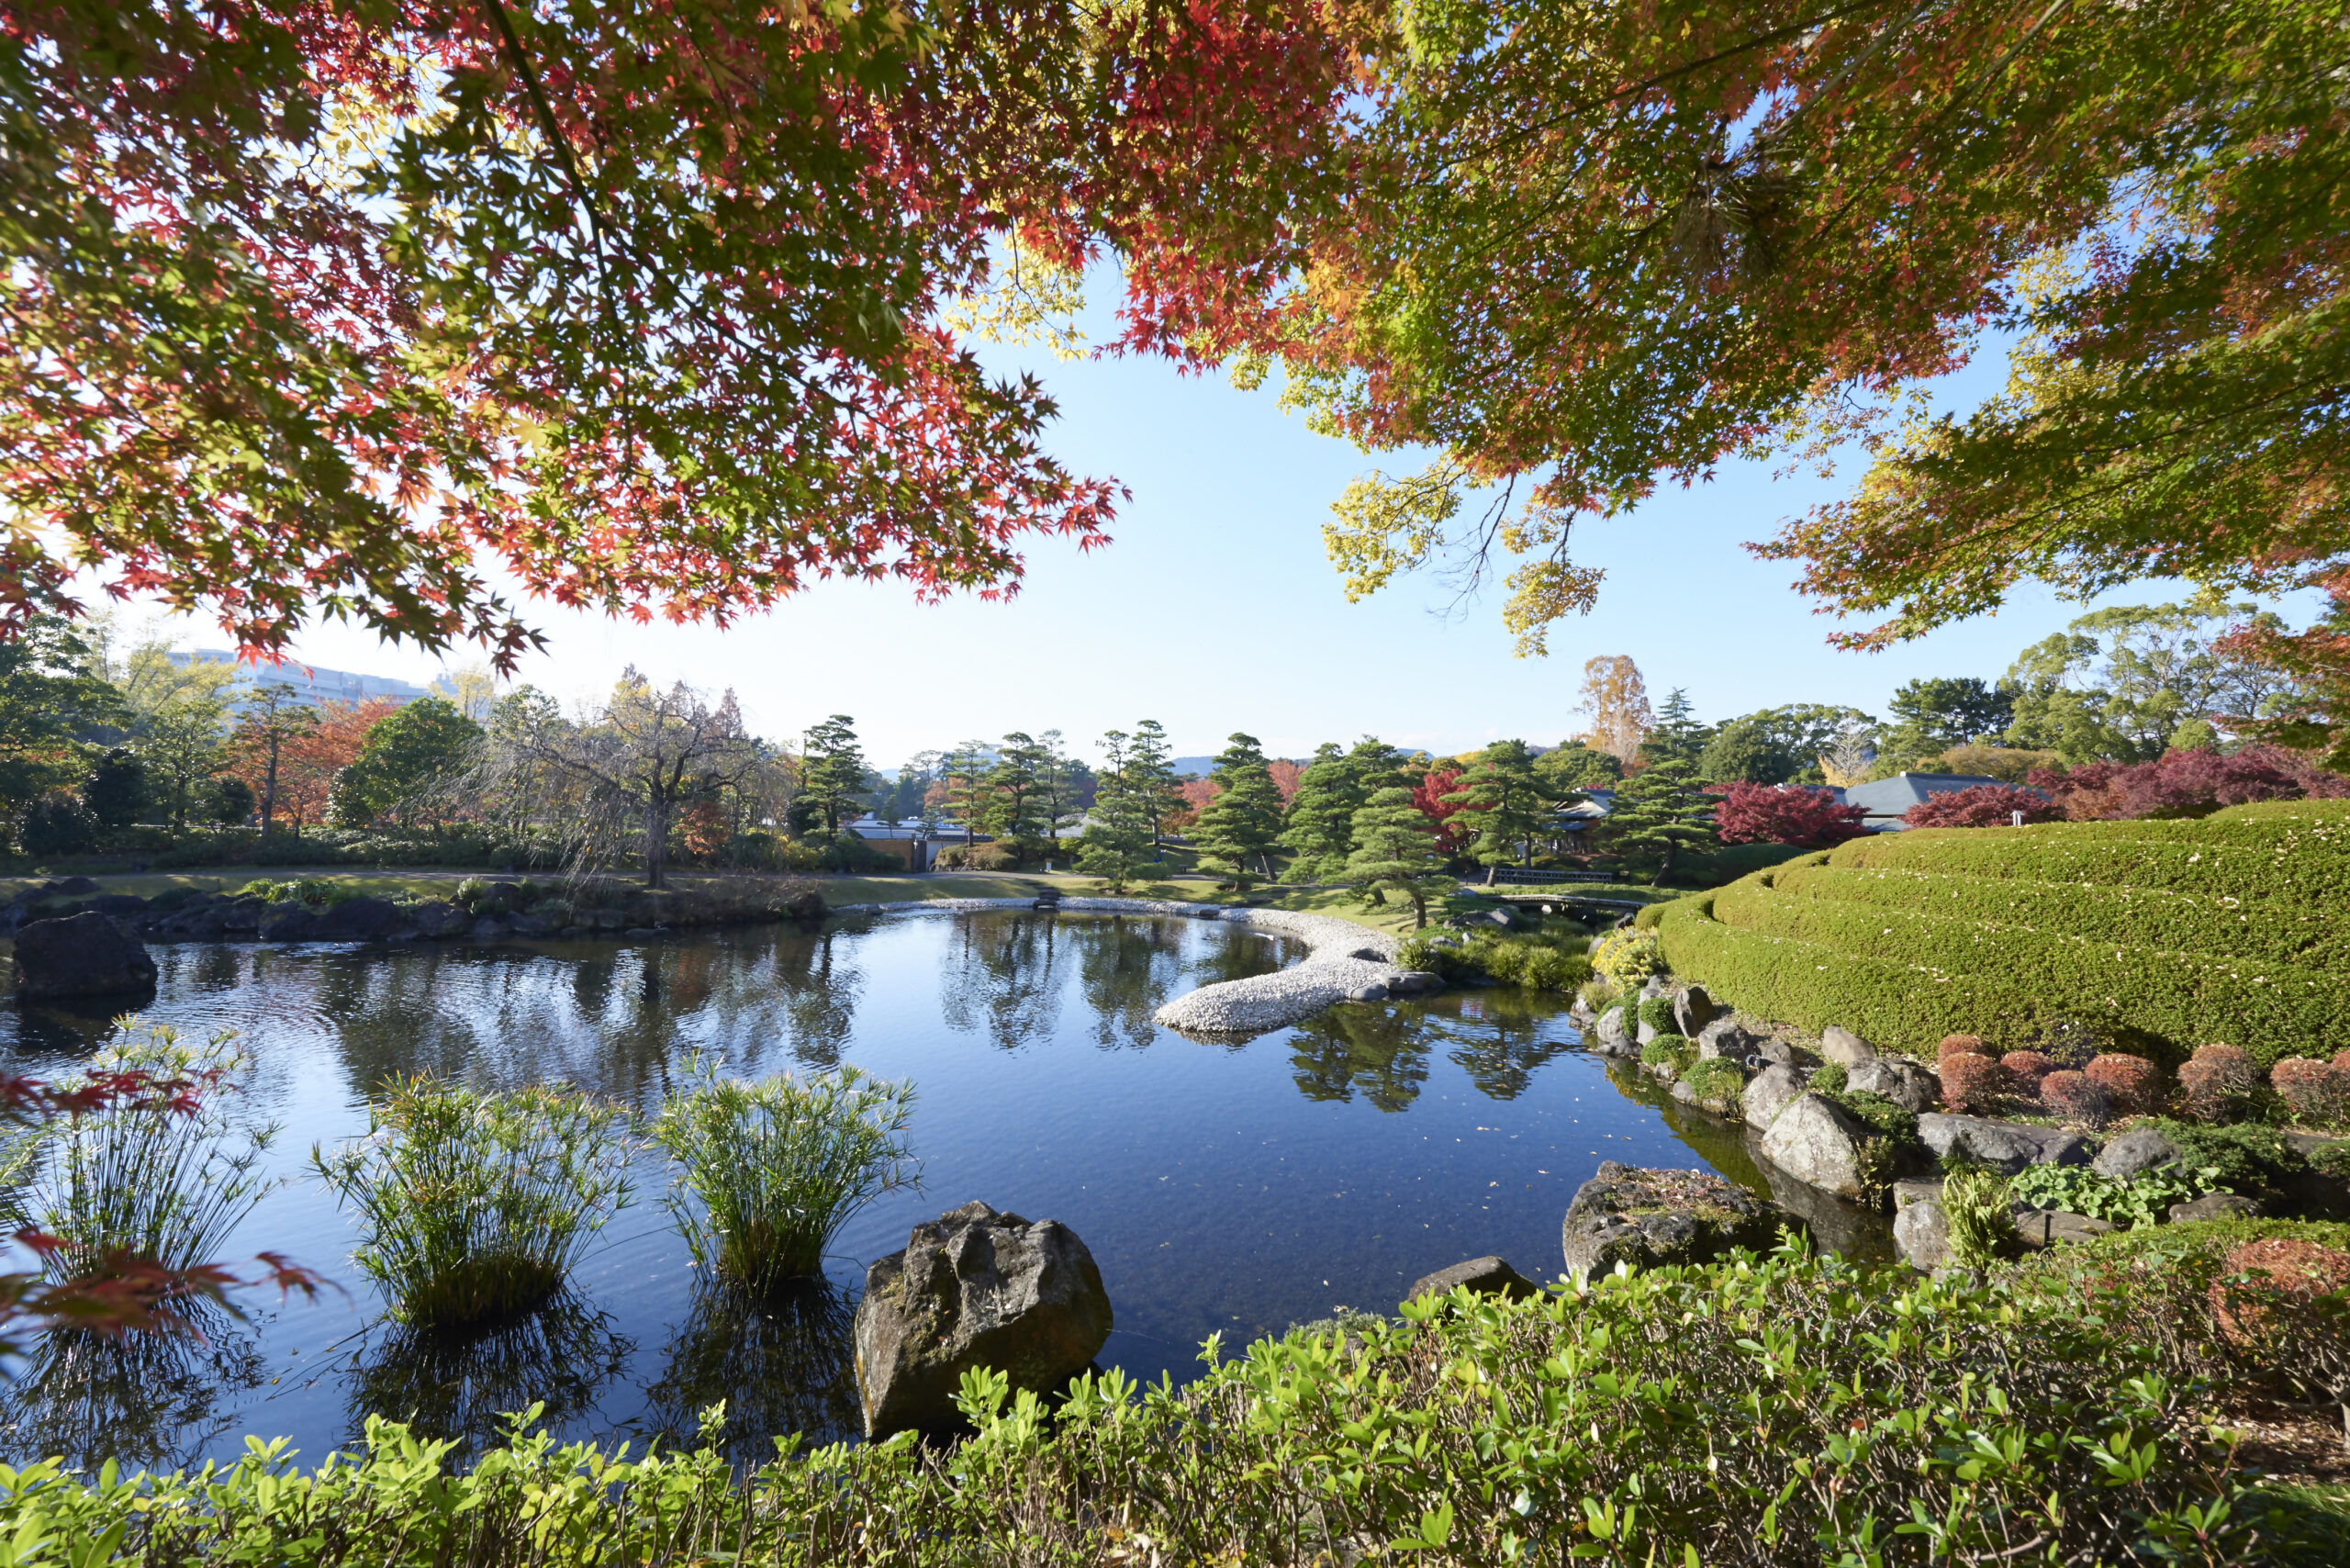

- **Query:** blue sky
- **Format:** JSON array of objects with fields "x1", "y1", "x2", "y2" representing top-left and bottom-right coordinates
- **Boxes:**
[{"x1": 200, "y1": 288, "x2": 2311, "y2": 769}]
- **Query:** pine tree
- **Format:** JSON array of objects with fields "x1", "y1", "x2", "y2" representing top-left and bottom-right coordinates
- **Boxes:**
[
  {"x1": 1079, "y1": 730, "x2": 1156, "y2": 891},
  {"x1": 800, "y1": 714, "x2": 870, "y2": 835},
  {"x1": 1603, "y1": 753, "x2": 1719, "y2": 885},
  {"x1": 1193, "y1": 732, "x2": 1284, "y2": 888},
  {"x1": 1126, "y1": 719, "x2": 1179, "y2": 860},
  {"x1": 985, "y1": 731, "x2": 1048, "y2": 843},
  {"x1": 938, "y1": 741, "x2": 992, "y2": 846},
  {"x1": 1441, "y1": 738, "x2": 1549, "y2": 881},
  {"x1": 1344, "y1": 786, "x2": 1454, "y2": 928},
  {"x1": 1278, "y1": 742, "x2": 1361, "y2": 882},
  {"x1": 1638, "y1": 689, "x2": 1713, "y2": 769}
]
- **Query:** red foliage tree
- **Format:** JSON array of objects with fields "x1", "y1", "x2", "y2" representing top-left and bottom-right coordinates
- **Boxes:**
[
  {"x1": 1903, "y1": 784, "x2": 2063, "y2": 829},
  {"x1": 1411, "y1": 767, "x2": 1469, "y2": 853},
  {"x1": 1268, "y1": 759, "x2": 1304, "y2": 806},
  {"x1": 2029, "y1": 745, "x2": 2350, "y2": 822},
  {"x1": 1711, "y1": 782, "x2": 1868, "y2": 848},
  {"x1": 227, "y1": 699, "x2": 396, "y2": 834}
]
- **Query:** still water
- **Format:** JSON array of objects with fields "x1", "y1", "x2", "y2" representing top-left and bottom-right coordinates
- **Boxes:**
[{"x1": 1, "y1": 910, "x2": 1795, "y2": 1472}]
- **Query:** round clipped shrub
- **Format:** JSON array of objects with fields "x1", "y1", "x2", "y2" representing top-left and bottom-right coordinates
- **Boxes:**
[
  {"x1": 2211, "y1": 1238, "x2": 2350, "y2": 1365},
  {"x1": 1938, "y1": 1034, "x2": 1994, "y2": 1065},
  {"x1": 1637, "y1": 995, "x2": 1677, "y2": 1035},
  {"x1": 2039, "y1": 1070, "x2": 2110, "y2": 1127},
  {"x1": 2082, "y1": 1053, "x2": 2164, "y2": 1117},
  {"x1": 2270, "y1": 1057, "x2": 2350, "y2": 1126},
  {"x1": 1589, "y1": 927, "x2": 1663, "y2": 989},
  {"x1": 2001, "y1": 1051, "x2": 2056, "y2": 1090},
  {"x1": 2177, "y1": 1043, "x2": 2263, "y2": 1123},
  {"x1": 1938, "y1": 1051, "x2": 2009, "y2": 1114}
]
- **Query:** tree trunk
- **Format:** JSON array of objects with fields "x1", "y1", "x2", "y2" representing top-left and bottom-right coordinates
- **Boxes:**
[
  {"x1": 644, "y1": 796, "x2": 669, "y2": 889},
  {"x1": 1651, "y1": 841, "x2": 1675, "y2": 887},
  {"x1": 1484, "y1": 864, "x2": 1498, "y2": 886},
  {"x1": 262, "y1": 736, "x2": 280, "y2": 838}
]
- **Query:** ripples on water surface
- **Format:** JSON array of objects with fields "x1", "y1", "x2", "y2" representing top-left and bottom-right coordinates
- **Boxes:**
[{"x1": 0, "y1": 909, "x2": 1799, "y2": 1470}]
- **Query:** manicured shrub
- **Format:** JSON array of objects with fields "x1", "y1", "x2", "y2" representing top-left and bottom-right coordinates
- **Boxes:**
[
  {"x1": 1808, "y1": 1060, "x2": 1848, "y2": 1097},
  {"x1": 2083, "y1": 1053, "x2": 2164, "y2": 1117},
  {"x1": 1679, "y1": 1058, "x2": 1744, "y2": 1108},
  {"x1": 2040, "y1": 1070, "x2": 2109, "y2": 1127},
  {"x1": 1938, "y1": 1051, "x2": 2009, "y2": 1114},
  {"x1": 1655, "y1": 800, "x2": 2350, "y2": 1065},
  {"x1": 312, "y1": 1077, "x2": 635, "y2": 1328},
  {"x1": 1639, "y1": 1034, "x2": 1695, "y2": 1077},
  {"x1": 2033, "y1": 745, "x2": 2350, "y2": 823},
  {"x1": 653, "y1": 1058, "x2": 919, "y2": 1294},
  {"x1": 1636, "y1": 995, "x2": 1676, "y2": 1035},
  {"x1": 2270, "y1": 1057, "x2": 2350, "y2": 1126},
  {"x1": 2178, "y1": 1043, "x2": 2264, "y2": 1123},
  {"x1": 2001, "y1": 1050, "x2": 2056, "y2": 1089},
  {"x1": 1938, "y1": 1034, "x2": 1993, "y2": 1064},
  {"x1": 1710, "y1": 782, "x2": 1867, "y2": 848}
]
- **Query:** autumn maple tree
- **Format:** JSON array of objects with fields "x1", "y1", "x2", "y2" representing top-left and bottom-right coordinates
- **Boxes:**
[{"x1": 0, "y1": 0, "x2": 1357, "y2": 663}]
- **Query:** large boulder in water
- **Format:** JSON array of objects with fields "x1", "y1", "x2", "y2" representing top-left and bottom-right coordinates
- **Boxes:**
[
  {"x1": 851, "y1": 1200, "x2": 1112, "y2": 1439},
  {"x1": 11, "y1": 912, "x2": 157, "y2": 1002},
  {"x1": 1561, "y1": 1162, "x2": 1784, "y2": 1277}
]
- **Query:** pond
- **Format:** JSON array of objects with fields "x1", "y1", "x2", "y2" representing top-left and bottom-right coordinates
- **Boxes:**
[{"x1": 0, "y1": 909, "x2": 1866, "y2": 1473}]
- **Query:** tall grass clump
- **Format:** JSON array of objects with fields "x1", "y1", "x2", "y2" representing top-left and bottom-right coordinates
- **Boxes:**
[
  {"x1": 653, "y1": 1058, "x2": 918, "y2": 1293},
  {"x1": 312, "y1": 1077, "x2": 634, "y2": 1329},
  {"x1": 28, "y1": 1023, "x2": 277, "y2": 1289}
]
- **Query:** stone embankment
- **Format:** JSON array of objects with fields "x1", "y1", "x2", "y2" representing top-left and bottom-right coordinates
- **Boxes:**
[{"x1": 834, "y1": 897, "x2": 1421, "y2": 1035}]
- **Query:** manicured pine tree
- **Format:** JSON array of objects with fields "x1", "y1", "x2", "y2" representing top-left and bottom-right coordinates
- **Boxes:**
[
  {"x1": 985, "y1": 731, "x2": 1049, "y2": 844},
  {"x1": 1193, "y1": 732, "x2": 1284, "y2": 888},
  {"x1": 1344, "y1": 786, "x2": 1454, "y2": 928},
  {"x1": 1441, "y1": 738, "x2": 1550, "y2": 881},
  {"x1": 1279, "y1": 741, "x2": 1361, "y2": 882},
  {"x1": 1603, "y1": 753, "x2": 1719, "y2": 885},
  {"x1": 800, "y1": 714, "x2": 870, "y2": 835},
  {"x1": 1126, "y1": 719, "x2": 1179, "y2": 860},
  {"x1": 1638, "y1": 689, "x2": 1713, "y2": 769},
  {"x1": 1079, "y1": 730, "x2": 1156, "y2": 891}
]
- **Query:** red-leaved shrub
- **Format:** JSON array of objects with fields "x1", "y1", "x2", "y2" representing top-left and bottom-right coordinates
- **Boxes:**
[
  {"x1": 2177, "y1": 1044, "x2": 2264, "y2": 1123},
  {"x1": 2271, "y1": 1057, "x2": 2350, "y2": 1126},
  {"x1": 2212, "y1": 1238, "x2": 2350, "y2": 1361},
  {"x1": 1938, "y1": 1052, "x2": 2009, "y2": 1114},
  {"x1": 1903, "y1": 785, "x2": 2064, "y2": 829},
  {"x1": 2001, "y1": 1051, "x2": 2056, "y2": 1090},
  {"x1": 2031, "y1": 745, "x2": 2350, "y2": 823},
  {"x1": 2039, "y1": 1070, "x2": 2109, "y2": 1126},
  {"x1": 1711, "y1": 782, "x2": 1869, "y2": 849},
  {"x1": 2082, "y1": 1053, "x2": 2163, "y2": 1117},
  {"x1": 1938, "y1": 1034, "x2": 1993, "y2": 1064}
]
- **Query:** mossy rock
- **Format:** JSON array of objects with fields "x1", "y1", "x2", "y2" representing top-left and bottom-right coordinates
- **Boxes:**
[{"x1": 1561, "y1": 1162, "x2": 1785, "y2": 1275}]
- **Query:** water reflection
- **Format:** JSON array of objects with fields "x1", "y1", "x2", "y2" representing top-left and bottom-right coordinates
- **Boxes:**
[
  {"x1": 1073, "y1": 916, "x2": 1190, "y2": 1051},
  {"x1": 1288, "y1": 1007, "x2": 1430, "y2": 1111},
  {"x1": 0, "y1": 1309, "x2": 268, "y2": 1472},
  {"x1": 341, "y1": 1296, "x2": 633, "y2": 1464},
  {"x1": 941, "y1": 915, "x2": 1066, "y2": 1048},
  {"x1": 635, "y1": 1280, "x2": 860, "y2": 1462}
]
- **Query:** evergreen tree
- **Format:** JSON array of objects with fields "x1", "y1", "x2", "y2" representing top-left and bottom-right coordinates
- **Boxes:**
[
  {"x1": 985, "y1": 731, "x2": 1048, "y2": 842},
  {"x1": 1637, "y1": 689, "x2": 1713, "y2": 769},
  {"x1": 1603, "y1": 754, "x2": 1719, "y2": 885},
  {"x1": 1078, "y1": 730, "x2": 1156, "y2": 891},
  {"x1": 1344, "y1": 786, "x2": 1454, "y2": 928},
  {"x1": 1441, "y1": 738, "x2": 1549, "y2": 880},
  {"x1": 1278, "y1": 742, "x2": 1361, "y2": 881},
  {"x1": 1344, "y1": 734, "x2": 1414, "y2": 790},
  {"x1": 329, "y1": 695, "x2": 481, "y2": 828},
  {"x1": 1126, "y1": 719, "x2": 1179, "y2": 859},
  {"x1": 800, "y1": 714, "x2": 869, "y2": 835},
  {"x1": 1533, "y1": 740, "x2": 1622, "y2": 794},
  {"x1": 937, "y1": 741, "x2": 992, "y2": 846},
  {"x1": 1193, "y1": 733, "x2": 1284, "y2": 888},
  {"x1": 79, "y1": 746, "x2": 150, "y2": 829}
]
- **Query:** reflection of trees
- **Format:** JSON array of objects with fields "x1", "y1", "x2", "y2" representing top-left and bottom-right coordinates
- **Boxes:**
[
  {"x1": 636, "y1": 1279, "x2": 859, "y2": 1462},
  {"x1": 1191, "y1": 926, "x2": 1299, "y2": 988},
  {"x1": 0, "y1": 1310, "x2": 267, "y2": 1472},
  {"x1": 1422, "y1": 993, "x2": 1578, "y2": 1101},
  {"x1": 1288, "y1": 1008, "x2": 1429, "y2": 1111},
  {"x1": 1071, "y1": 917, "x2": 1186, "y2": 1050},
  {"x1": 939, "y1": 914, "x2": 1064, "y2": 1050},
  {"x1": 769, "y1": 929, "x2": 864, "y2": 1070},
  {"x1": 341, "y1": 1294, "x2": 632, "y2": 1465}
]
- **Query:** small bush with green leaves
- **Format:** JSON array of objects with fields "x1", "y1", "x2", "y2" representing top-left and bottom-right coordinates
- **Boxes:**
[
  {"x1": 1808, "y1": 1059, "x2": 1848, "y2": 1097},
  {"x1": 1679, "y1": 1057, "x2": 1744, "y2": 1109},
  {"x1": 5, "y1": 1242, "x2": 2328, "y2": 1565},
  {"x1": 2146, "y1": 1118, "x2": 2311, "y2": 1198},
  {"x1": 312, "y1": 1078, "x2": 635, "y2": 1328},
  {"x1": 651, "y1": 1058, "x2": 920, "y2": 1294},
  {"x1": 2007, "y1": 1162, "x2": 2222, "y2": 1229},
  {"x1": 1587, "y1": 924, "x2": 1662, "y2": 988},
  {"x1": 1635, "y1": 994, "x2": 1675, "y2": 1034},
  {"x1": 1638, "y1": 1033, "x2": 1695, "y2": 1076}
]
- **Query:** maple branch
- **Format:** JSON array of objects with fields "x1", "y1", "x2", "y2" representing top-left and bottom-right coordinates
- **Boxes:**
[{"x1": 478, "y1": 0, "x2": 612, "y2": 306}]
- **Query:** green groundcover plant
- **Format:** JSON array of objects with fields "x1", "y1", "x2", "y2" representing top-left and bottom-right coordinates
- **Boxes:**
[
  {"x1": 4, "y1": 1238, "x2": 2343, "y2": 1564},
  {"x1": 1655, "y1": 800, "x2": 2350, "y2": 1062}
]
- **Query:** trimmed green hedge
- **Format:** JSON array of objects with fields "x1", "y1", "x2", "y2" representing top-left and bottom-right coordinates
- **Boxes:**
[{"x1": 1657, "y1": 801, "x2": 2350, "y2": 1064}]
